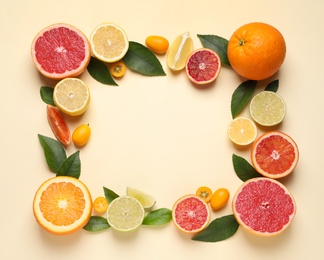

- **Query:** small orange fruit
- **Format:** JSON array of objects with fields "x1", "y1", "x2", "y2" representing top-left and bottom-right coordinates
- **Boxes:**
[
  {"x1": 145, "y1": 35, "x2": 169, "y2": 54},
  {"x1": 109, "y1": 61, "x2": 127, "y2": 78},
  {"x1": 210, "y1": 188, "x2": 230, "y2": 211},
  {"x1": 196, "y1": 186, "x2": 212, "y2": 203},
  {"x1": 33, "y1": 176, "x2": 92, "y2": 235},
  {"x1": 72, "y1": 124, "x2": 91, "y2": 147},
  {"x1": 227, "y1": 22, "x2": 286, "y2": 80},
  {"x1": 93, "y1": 196, "x2": 109, "y2": 214}
]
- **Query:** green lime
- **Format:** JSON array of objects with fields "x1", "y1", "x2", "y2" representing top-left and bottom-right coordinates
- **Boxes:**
[
  {"x1": 126, "y1": 187, "x2": 156, "y2": 211},
  {"x1": 107, "y1": 196, "x2": 144, "y2": 232},
  {"x1": 250, "y1": 91, "x2": 286, "y2": 126}
]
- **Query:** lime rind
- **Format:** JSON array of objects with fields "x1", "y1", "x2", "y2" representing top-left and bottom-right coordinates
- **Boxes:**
[
  {"x1": 249, "y1": 91, "x2": 286, "y2": 126},
  {"x1": 106, "y1": 196, "x2": 145, "y2": 232},
  {"x1": 126, "y1": 187, "x2": 156, "y2": 211}
]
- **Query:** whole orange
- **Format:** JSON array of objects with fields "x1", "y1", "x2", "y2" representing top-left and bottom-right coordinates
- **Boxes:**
[{"x1": 227, "y1": 22, "x2": 286, "y2": 80}]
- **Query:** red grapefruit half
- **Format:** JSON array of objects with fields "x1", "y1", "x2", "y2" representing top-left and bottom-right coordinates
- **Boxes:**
[
  {"x1": 232, "y1": 177, "x2": 296, "y2": 237},
  {"x1": 185, "y1": 48, "x2": 221, "y2": 85},
  {"x1": 31, "y1": 23, "x2": 91, "y2": 79},
  {"x1": 251, "y1": 131, "x2": 299, "y2": 179},
  {"x1": 172, "y1": 194, "x2": 210, "y2": 234}
]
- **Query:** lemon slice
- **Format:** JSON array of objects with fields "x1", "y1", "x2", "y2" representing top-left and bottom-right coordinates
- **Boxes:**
[
  {"x1": 126, "y1": 187, "x2": 156, "y2": 211},
  {"x1": 227, "y1": 117, "x2": 257, "y2": 146},
  {"x1": 107, "y1": 196, "x2": 145, "y2": 232},
  {"x1": 167, "y1": 32, "x2": 193, "y2": 71},
  {"x1": 90, "y1": 23, "x2": 129, "y2": 63},
  {"x1": 250, "y1": 91, "x2": 286, "y2": 126},
  {"x1": 53, "y1": 78, "x2": 90, "y2": 116}
]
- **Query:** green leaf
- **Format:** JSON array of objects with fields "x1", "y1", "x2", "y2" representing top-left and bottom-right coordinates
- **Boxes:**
[
  {"x1": 265, "y1": 79, "x2": 279, "y2": 92},
  {"x1": 231, "y1": 80, "x2": 257, "y2": 118},
  {"x1": 83, "y1": 216, "x2": 110, "y2": 232},
  {"x1": 38, "y1": 134, "x2": 67, "y2": 173},
  {"x1": 197, "y1": 34, "x2": 230, "y2": 67},
  {"x1": 103, "y1": 187, "x2": 119, "y2": 203},
  {"x1": 87, "y1": 56, "x2": 118, "y2": 86},
  {"x1": 142, "y1": 208, "x2": 172, "y2": 226},
  {"x1": 192, "y1": 214, "x2": 239, "y2": 242},
  {"x1": 232, "y1": 154, "x2": 262, "y2": 181},
  {"x1": 56, "y1": 151, "x2": 81, "y2": 179},
  {"x1": 123, "y1": 41, "x2": 166, "y2": 76},
  {"x1": 40, "y1": 86, "x2": 55, "y2": 105}
]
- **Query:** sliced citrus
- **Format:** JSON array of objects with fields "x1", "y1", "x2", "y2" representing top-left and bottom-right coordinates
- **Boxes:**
[
  {"x1": 227, "y1": 117, "x2": 257, "y2": 146},
  {"x1": 250, "y1": 91, "x2": 286, "y2": 126},
  {"x1": 53, "y1": 78, "x2": 90, "y2": 116},
  {"x1": 167, "y1": 32, "x2": 193, "y2": 71},
  {"x1": 31, "y1": 23, "x2": 91, "y2": 79},
  {"x1": 90, "y1": 23, "x2": 129, "y2": 63},
  {"x1": 251, "y1": 131, "x2": 299, "y2": 179},
  {"x1": 126, "y1": 187, "x2": 156, "y2": 211},
  {"x1": 172, "y1": 194, "x2": 210, "y2": 234},
  {"x1": 109, "y1": 61, "x2": 127, "y2": 78},
  {"x1": 185, "y1": 48, "x2": 221, "y2": 84},
  {"x1": 93, "y1": 196, "x2": 109, "y2": 214},
  {"x1": 107, "y1": 196, "x2": 145, "y2": 232},
  {"x1": 195, "y1": 186, "x2": 212, "y2": 203},
  {"x1": 232, "y1": 177, "x2": 296, "y2": 236},
  {"x1": 33, "y1": 176, "x2": 92, "y2": 235}
]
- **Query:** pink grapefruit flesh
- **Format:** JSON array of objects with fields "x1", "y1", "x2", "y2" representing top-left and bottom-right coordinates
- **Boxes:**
[
  {"x1": 31, "y1": 23, "x2": 91, "y2": 79},
  {"x1": 185, "y1": 48, "x2": 221, "y2": 84},
  {"x1": 251, "y1": 131, "x2": 299, "y2": 179},
  {"x1": 172, "y1": 194, "x2": 210, "y2": 234},
  {"x1": 232, "y1": 177, "x2": 296, "y2": 237}
]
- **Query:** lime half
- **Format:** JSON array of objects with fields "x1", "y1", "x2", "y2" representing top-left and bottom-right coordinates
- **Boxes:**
[
  {"x1": 250, "y1": 91, "x2": 286, "y2": 126},
  {"x1": 126, "y1": 187, "x2": 156, "y2": 211},
  {"x1": 107, "y1": 196, "x2": 145, "y2": 232}
]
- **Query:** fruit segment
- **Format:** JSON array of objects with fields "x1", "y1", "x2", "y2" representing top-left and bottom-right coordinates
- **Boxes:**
[{"x1": 47, "y1": 104, "x2": 71, "y2": 146}]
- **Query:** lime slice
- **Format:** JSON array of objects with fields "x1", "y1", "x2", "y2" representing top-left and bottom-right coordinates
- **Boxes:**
[
  {"x1": 167, "y1": 32, "x2": 193, "y2": 71},
  {"x1": 107, "y1": 196, "x2": 145, "y2": 232},
  {"x1": 249, "y1": 91, "x2": 286, "y2": 126},
  {"x1": 126, "y1": 187, "x2": 156, "y2": 211},
  {"x1": 227, "y1": 117, "x2": 257, "y2": 146}
]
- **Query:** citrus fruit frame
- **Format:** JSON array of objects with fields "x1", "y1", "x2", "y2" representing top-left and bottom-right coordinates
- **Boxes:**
[{"x1": 31, "y1": 21, "x2": 298, "y2": 240}]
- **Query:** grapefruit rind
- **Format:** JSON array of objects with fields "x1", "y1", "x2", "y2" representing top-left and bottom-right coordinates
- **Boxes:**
[
  {"x1": 185, "y1": 48, "x2": 221, "y2": 85},
  {"x1": 232, "y1": 177, "x2": 296, "y2": 237},
  {"x1": 251, "y1": 131, "x2": 299, "y2": 179},
  {"x1": 172, "y1": 194, "x2": 211, "y2": 234},
  {"x1": 31, "y1": 23, "x2": 91, "y2": 80},
  {"x1": 33, "y1": 176, "x2": 92, "y2": 235}
]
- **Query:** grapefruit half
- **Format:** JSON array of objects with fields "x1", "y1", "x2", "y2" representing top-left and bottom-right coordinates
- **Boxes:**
[
  {"x1": 185, "y1": 48, "x2": 221, "y2": 85},
  {"x1": 31, "y1": 23, "x2": 91, "y2": 79},
  {"x1": 251, "y1": 131, "x2": 299, "y2": 179},
  {"x1": 172, "y1": 194, "x2": 210, "y2": 234},
  {"x1": 232, "y1": 177, "x2": 296, "y2": 237}
]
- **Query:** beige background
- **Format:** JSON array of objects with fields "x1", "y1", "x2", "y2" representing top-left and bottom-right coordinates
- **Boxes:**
[{"x1": 1, "y1": 0, "x2": 323, "y2": 259}]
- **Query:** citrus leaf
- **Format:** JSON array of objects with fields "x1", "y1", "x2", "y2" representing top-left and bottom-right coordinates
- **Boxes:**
[
  {"x1": 197, "y1": 34, "x2": 230, "y2": 67},
  {"x1": 192, "y1": 214, "x2": 239, "y2": 242},
  {"x1": 123, "y1": 41, "x2": 166, "y2": 76},
  {"x1": 38, "y1": 134, "x2": 67, "y2": 173},
  {"x1": 231, "y1": 80, "x2": 257, "y2": 118},
  {"x1": 56, "y1": 151, "x2": 81, "y2": 179},
  {"x1": 83, "y1": 216, "x2": 110, "y2": 232},
  {"x1": 87, "y1": 56, "x2": 118, "y2": 86},
  {"x1": 142, "y1": 208, "x2": 172, "y2": 226},
  {"x1": 103, "y1": 187, "x2": 119, "y2": 203},
  {"x1": 40, "y1": 86, "x2": 55, "y2": 105},
  {"x1": 232, "y1": 154, "x2": 262, "y2": 181},
  {"x1": 265, "y1": 79, "x2": 279, "y2": 92}
]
